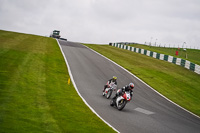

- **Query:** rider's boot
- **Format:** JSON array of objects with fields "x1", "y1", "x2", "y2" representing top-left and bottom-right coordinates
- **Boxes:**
[
  {"x1": 103, "y1": 85, "x2": 107, "y2": 95},
  {"x1": 112, "y1": 94, "x2": 117, "y2": 101},
  {"x1": 103, "y1": 85, "x2": 107, "y2": 92}
]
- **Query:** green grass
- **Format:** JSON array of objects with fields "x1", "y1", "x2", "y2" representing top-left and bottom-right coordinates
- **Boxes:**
[
  {"x1": 84, "y1": 44, "x2": 200, "y2": 116},
  {"x1": 0, "y1": 30, "x2": 116, "y2": 133},
  {"x1": 127, "y1": 43, "x2": 200, "y2": 65}
]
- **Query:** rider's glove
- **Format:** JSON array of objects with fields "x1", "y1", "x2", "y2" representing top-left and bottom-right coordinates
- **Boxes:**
[
  {"x1": 130, "y1": 91, "x2": 133, "y2": 97},
  {"x1": 122, "y1": 87, "x2": 125, "y2": 92}
]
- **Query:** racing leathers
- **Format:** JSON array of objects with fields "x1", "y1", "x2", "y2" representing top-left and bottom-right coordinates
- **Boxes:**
[
  {"x1": 103, "y1": 78, "x2": 117, "y2": 92},
  {"x1": 112, "y1": 85, "x2": 133, "y2": 100}
]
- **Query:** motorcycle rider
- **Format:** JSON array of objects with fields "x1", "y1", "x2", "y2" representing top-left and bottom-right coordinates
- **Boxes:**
[
  {"x1": 112, "y1": 83, "x2": 134, "y2": 100},
  {"x1": 103, "y1": 76, "x2": 117, "y2": 94}
]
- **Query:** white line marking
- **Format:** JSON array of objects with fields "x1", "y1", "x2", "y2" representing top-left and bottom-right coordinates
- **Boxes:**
[
  {"x1": 56, "y1": 40, "x2": 119, "y2": 133},
  {"x1": 134, "y1": 108, "x2": 155, "y2": 115},
  {"x1": 84, "y1": 45, "x2": 200, "y2": 119}
]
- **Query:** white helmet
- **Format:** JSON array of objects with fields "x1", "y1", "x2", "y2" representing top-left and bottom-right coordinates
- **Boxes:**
[{"x1": 129, "y1": 83, "x2": 134, "y2": 90}]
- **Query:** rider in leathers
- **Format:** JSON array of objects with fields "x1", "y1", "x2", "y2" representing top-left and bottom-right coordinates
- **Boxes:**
[
  {"x1": 112, "y1": 83, "x2": 134, "y2": 100},
  {"x1": 103, "y1": 76, "x2": 117, "y2": 94}
]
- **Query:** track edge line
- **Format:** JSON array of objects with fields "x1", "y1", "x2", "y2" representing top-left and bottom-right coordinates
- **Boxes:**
[
  {"x1": 56, "y1": 40, "x2": 120, "y2": 133},
  {"x1": 84, "y1": 44, "x2": 200, "y2": 120}
]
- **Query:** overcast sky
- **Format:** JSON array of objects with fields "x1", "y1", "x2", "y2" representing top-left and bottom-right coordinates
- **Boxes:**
[{"x1": 1, "y1": 0, "x2": 200, "y2": 48}]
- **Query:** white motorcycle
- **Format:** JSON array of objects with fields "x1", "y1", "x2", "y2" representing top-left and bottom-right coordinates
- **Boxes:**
[
  {"x1": 103, "y1": 82, "x2": 117, "y2": 99},
  {"x1": 110, "y1": 90, "x2": 131, "y2": 111}
]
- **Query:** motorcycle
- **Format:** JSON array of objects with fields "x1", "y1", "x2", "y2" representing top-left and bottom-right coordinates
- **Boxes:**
[
  {"x1": 103, "y1": 82, "x2": 117, "y2": 99},
  {"x1": 110, "y1": 90, "x2": 131, "y2": 111}
]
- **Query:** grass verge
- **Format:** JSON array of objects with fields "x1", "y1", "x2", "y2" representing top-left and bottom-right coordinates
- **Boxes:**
[
  {"x1": 0, "y1": 30, "x2": 115, "y2": 133},
  {"x1": 84, "y1": 44, "x2": 200, "y2": 117}
]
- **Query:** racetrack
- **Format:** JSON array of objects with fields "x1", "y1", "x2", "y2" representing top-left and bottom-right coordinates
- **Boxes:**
[{"x1": 58, "y1": 40, "x2": 200, "y2": 133}]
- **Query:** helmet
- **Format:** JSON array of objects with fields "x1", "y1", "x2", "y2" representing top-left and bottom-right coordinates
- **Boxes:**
[
  {"x1": 112, "y1": 76, "x2": 117, "y2": 80},
  {"x1": 129, "y1": 83, "x2": 134, "y2": 90}
]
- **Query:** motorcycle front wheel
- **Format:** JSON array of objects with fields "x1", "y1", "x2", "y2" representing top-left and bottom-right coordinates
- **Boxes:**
[
  {"x1": 117, "y1": 100, "x2": 127, "y2": 111},
  {"x1": 106, "y1": 90, "x2": 112, "y2": 99}
]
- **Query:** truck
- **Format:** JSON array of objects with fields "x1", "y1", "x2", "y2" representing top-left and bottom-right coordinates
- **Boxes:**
[{"x1": 50, "y1": 30, "x2": 61, "y2": 39}]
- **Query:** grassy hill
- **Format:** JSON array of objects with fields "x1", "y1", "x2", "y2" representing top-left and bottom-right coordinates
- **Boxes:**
[
  {"x1": 0, "y1": 30, "x2": 115, "y2": 133},
  {"x1": 1, "y1": 29, "x2": 199, "y2": 132},
  {"x1": 84, "y1": 44, "x2": 200, "y2": 117}
]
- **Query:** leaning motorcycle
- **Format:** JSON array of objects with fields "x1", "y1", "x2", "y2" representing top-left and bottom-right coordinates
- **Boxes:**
[
  {"x1": 103, "y1": 82, "x2": 117, "y2": 99},
  {"x1": 110, "y1": 90, "x2": 131, "y2": 111}
]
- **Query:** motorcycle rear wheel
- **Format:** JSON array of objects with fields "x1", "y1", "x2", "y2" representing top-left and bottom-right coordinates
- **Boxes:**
[{"x1": 110, "y1": 99, "x2": 114, "y2": 106}]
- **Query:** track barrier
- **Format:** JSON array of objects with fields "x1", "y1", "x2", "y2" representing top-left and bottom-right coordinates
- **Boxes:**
[{"x1": 111, "y1": 43, "x2": 200, "y2": 75}]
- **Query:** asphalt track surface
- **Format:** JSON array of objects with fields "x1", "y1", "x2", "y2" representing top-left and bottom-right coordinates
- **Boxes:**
[{"x1": 58, "y1": 40, "x2": 200, "y2": 133}]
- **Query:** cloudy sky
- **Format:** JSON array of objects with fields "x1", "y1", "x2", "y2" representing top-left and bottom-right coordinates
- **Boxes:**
[{"x1": 1, "y1": 0, "x2": 200, "y2": 48}]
